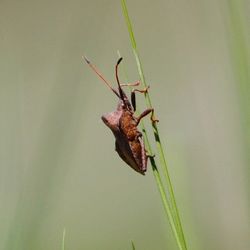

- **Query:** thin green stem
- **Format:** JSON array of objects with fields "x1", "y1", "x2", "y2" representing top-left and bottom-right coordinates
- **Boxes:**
[
  {"x1": 131, "y1": 241, "x2": 136, "y2": 250},
  {"x1": 118, "y1": 49, "x2": 184, "y2": 248},
  {"x1": 61, "y1": 228, "x2": 66, "y2": 250},
  {"x1": 121, "y1": 0, "x2": 187, "y2": 249},
  {"x1": 143, "y1": 124, "x2": 185, "y2": 250},
  {"x1": 227, "y1": 0, "x2": 250, "y2": 196}
]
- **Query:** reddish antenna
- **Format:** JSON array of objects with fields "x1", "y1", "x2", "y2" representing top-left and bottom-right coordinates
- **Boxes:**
[
  {"x1": 115, "y1": 57, "x2": 125, "y2": 101},
  {"x1": 84, "y1": 56, "x2": 120, "y2": 98}
]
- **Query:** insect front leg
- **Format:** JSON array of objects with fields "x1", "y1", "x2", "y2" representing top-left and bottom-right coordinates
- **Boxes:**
[
  {"x1": 136, "y1": 108, "x2": 159, "y2": 126},
  {"x1": 131, "y1": 86, "x2": 150, "y2": 111},
  {"x1": 120, "y1": 81, "x2": 140, "y2": 87}
]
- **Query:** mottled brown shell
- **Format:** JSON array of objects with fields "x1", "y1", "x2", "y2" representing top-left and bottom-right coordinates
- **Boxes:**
[{"x1": 102, "y1": 102, "x2": 147, "y2": 175}]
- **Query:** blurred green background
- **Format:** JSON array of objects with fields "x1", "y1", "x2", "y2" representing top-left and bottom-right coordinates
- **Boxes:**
[{"x1": 0, "y1": 0, "x2": 249, "y2": 249}]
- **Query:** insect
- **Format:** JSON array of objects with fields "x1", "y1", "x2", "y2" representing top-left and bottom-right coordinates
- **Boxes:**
[{"x1": 85, "y1": 57, "x2": 158, "y2": 175}]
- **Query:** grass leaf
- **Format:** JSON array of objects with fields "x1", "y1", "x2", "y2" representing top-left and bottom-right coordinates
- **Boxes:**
[{"x1": 121, "y1": 0, "x2": 187, "y2": 249}]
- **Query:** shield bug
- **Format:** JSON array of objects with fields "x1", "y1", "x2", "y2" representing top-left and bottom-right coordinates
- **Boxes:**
[{"x1": 84, "y1": 57, "x2": 158, "y2": 175}]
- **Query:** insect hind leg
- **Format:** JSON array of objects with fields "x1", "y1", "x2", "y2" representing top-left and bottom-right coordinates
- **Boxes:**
[{"x1": 136, "y1": 108, "x2": 159, "y2": 126}]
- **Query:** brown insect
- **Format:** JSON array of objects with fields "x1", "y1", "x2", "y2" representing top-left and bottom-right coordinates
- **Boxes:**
[{"x1": 85, "y1": 57, "x2": 157, "y2": 175}]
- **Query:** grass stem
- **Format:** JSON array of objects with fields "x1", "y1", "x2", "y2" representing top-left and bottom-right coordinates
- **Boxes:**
[{"x1": 121, "y1": 1, "x2": 187, "y2": 249}]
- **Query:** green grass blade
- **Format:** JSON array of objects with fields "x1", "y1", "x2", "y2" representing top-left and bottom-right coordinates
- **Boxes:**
[
  {"x1": 121, "y1": 0, "x2": 187, "y2": 249},
  {"x1": 227, "y1": 0, "x2": 250, "y2": 185},
  {"x1": 131, "y1": 240, "x2": 135, "y2": 250},
  {"x1": 116, "y1": 52, "x2": 181, "y2": 248},
  {"x1": 61, "y1": 228, "x2": 66, "y2": 250}
]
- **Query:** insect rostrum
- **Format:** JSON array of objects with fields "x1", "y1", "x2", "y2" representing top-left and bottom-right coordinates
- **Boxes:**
[{"x1": 85, "y1": 57, "x2": 157, "y2": 175}]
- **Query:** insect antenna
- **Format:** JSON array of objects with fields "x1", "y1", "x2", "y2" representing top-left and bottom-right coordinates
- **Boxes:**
[
  {"x1": 84, "y1": 56, "x2": 120, "y2": 98},
  {"x1": 115, "y1": 57, "x2": 126, "y2": 102}
]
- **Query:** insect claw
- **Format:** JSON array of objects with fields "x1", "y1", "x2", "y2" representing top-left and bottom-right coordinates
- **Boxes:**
[
  {"x1": 150, "y1": 109, "x2": 159, "y2": 123},
  {"x1": 134, "y1": 85, "x2": 150, "y2": 94},
  {"x1": 147, "y1": 153, "x2": 155, "y2": 158},
  {"x1": 151, "y1": 116, "x2": 159, "y2": 123},
  {"x1": 144, "y1": 85, "x2": 150, "y2": 92}
]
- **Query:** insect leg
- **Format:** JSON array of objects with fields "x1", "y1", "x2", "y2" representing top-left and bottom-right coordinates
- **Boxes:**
[
  {"x1": 120, "y1": 81, "x2": 140, "y2": 87},
  {"x1": 138, "y1": 136, "x2": 147, "y2": 173},
  {"x1": 146, "y1": 152, "x2": 155, "y2": 158},
  {"x1": 136, "y1": 108, "x2": 159, "y2": 126},
  {"x1": 130, "y1": 86, "x2": 150, "y2": 111},
  {"x1": 131, "y1": 91, "x2": 136, "y2": 111}
]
